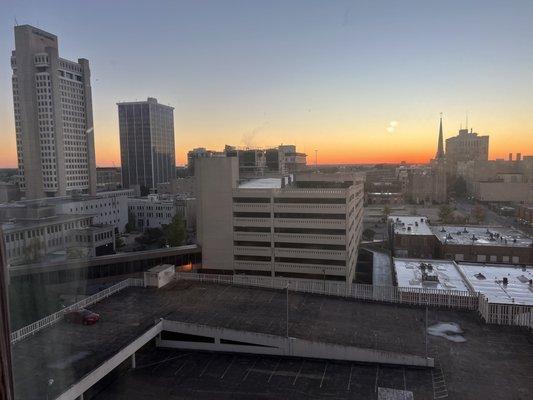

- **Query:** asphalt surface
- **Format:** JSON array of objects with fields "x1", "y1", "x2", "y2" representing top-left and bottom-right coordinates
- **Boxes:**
[{"x1": 11, "y1": 280, "x2": 533, "y2": 400}]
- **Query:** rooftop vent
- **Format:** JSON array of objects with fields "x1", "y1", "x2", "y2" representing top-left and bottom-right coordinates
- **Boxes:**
[
  {"x1": 440, "y1": 227, "x2": 446, "y2": 232},
  {"x1": 471, "y1": 235, "x2": 478, "y2": 241},
  {"x1": 474, "y1": 273, "x2": 486, "y2": 280},
  {"x1": 502, "y1": 277, "x2": 508, "y2": 285},
  {"x1": 463, "y1": 227, "x2": 468, "y2": 233}
]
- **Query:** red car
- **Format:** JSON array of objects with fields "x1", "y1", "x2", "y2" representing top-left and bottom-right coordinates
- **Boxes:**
[{"x1": 64, "y1": 309, "x2": 100, "y2": 325}]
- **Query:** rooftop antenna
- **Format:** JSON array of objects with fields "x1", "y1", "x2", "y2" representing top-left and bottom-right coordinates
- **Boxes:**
[
  {"x1": 14, "y1": 17, "x2": 18, "y2": 26},
  {"x1": 315, "y1": 149, "x2": 318, "y2": 171},
  {"x1": 465, "y1": 112, "x2": 468, "y2": 131}
]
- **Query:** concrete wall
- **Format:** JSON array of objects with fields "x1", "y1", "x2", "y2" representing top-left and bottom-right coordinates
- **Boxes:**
[{"x1": 195, "y1": 157, "x2": 239, "y2": 271}]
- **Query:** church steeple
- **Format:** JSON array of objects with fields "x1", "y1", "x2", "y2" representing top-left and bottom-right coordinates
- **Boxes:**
[{"x1": 436, "y1": 113, "x2": 445, "y2": 159}]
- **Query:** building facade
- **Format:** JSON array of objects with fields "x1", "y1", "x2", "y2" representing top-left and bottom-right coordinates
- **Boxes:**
[
  {"x1": 118, "y1": 97, "x2": 176, "y2": 191},
  {"x1": 446, "y1": 128, "x2": 489, "y2": 173},
  {"x1": 10, "y1": 25, "x2": 97, "y2": 199},
  {"x1": 196, "y1": 157, "x2": 364, "y2": 282}
]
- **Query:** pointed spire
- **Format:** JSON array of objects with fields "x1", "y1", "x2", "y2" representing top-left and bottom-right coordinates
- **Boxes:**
[{"x1": 436, "y1": 113, "x2": 445, "y2": 159}]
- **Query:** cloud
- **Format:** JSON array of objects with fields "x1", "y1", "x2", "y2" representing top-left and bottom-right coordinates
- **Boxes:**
[{"x1": 387, "y1": 120, "x2": 398, "y2": 133}]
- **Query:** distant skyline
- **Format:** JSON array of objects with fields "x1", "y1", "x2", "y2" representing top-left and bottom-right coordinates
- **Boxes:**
[{"x1": 1, "y1": 0, "x2": 532, "y2": 167}]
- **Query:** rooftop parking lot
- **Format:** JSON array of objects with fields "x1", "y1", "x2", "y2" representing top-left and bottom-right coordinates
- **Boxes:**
[{"x1": 11, "y1": 280, "x2": 533, "y2": 399}]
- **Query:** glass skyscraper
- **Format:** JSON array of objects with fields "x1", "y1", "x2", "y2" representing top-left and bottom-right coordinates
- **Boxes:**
[{"x1": 118, "y1": 97, "x2": 175, "y2": 192}]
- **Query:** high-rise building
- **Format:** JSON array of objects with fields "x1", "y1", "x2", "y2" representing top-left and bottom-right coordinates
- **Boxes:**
[
  {"x1": 10, "y1": 25, "x2": 97, "y2": 199},
  {"x1": 445, "y1": 127, "x2": 489, "y2": 173},
  {"x1": 118, "y1": 97, "x2": 175, "y2": 192}
]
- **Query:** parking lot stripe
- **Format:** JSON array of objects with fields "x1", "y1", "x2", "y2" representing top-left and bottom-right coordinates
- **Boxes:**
[
  {"x1": 199, "y1": 355, "x2": 215, "y2": 377},
  {"x1": 347, "y1": 364, "x2": 354, "y2": 391},
  {"x1": 292, "y1": 361, "x2": 304, "y2": 386},
  {"x1": 220, "y1": 356, "x2": 236, "y2": 379},
  {"x1": 173, "y1": 359, "x2": 188, "y2": 376},
  {"x1": 268, "y1": 359, "x2": 280, "y2": 383},
  {"x1": 319, "y1": 362, "x2": 328, "y2": 388},
  {"x1": 242, "y1": 358, "x2": 258, "y2": 382}
]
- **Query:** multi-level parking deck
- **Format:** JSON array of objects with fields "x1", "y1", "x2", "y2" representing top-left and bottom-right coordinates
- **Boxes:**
[{"x1": 11, "y1": 280, "x2": 533, "y2": 399}]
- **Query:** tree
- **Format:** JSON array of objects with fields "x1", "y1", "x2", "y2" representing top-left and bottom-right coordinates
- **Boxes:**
[
  {"x1": 362, "y1": 228, "x2": 375, "y2": 241},
  {"x1": 471, "y1": 205, "x2": 486, "y2": 224},
  {"x1": 125, "y1": 210, "x2": 136, "y2": 233},
  {"x1": 439, "y1": 204, "x2": 454, "y2": 223},
  {"x1": 163, "y1": 214, "x2": 186, "y2": 247},
  {"x1": 448, "y1": 175, "x2": 468, "y2": 199},
  {"x1": 135, "y1": 228, "x2": 164, "y2": 245},
  {"x1": 381, "y1": 205, "x2": 391, "y2": 222},
  {"x1": 115, "y1": 236, "x2": 125, "y2": 250}
]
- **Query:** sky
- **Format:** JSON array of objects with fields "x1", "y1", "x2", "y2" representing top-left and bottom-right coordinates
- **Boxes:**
[{"x1": 1, "y1": 0, "x2": 532, "y2": 167}]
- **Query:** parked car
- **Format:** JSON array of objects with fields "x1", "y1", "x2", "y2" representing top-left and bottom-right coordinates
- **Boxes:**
[{"x1": 64, "y1": 309, "x2": 100, "y2": 325}]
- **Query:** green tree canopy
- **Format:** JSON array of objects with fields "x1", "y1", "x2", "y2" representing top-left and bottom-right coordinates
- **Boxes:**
[{"x1": 163, "y1": 214, "x2": 186, "y2": 247}]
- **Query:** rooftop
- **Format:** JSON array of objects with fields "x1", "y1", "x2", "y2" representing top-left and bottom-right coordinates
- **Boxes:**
[
  {"x1": 431, "y1": 225, "x2": 532, "y2": 248},
  {"x1": 11, "y1": 280, "x2": 533, "y2": 400},
  {"x1": 389, "y1": 215, "x2": 433, "y2": 236},
  {"x1": 457, "y1": 262, "x2": 533, "y2": 305},
  {"x1": 393, "y1": 258, "x2": 470, "y2": 292},
  {"x1": 238, "y1": 177, "x2": 284, "y2": 189}
]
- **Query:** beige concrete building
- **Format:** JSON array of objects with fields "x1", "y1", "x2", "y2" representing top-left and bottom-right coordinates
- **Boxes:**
[
  {"x1": 446, "y1": 128, "x2": 489, "y2": 173},
  {"x1": 196, "y1": 157, "x2": 364, "y2": 282},
  {"x1": 11, "y1": 25, "x2": 97, "y2": 199}
]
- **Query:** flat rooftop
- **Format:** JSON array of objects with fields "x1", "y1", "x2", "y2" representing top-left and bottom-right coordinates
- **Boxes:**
[
  {"x1": 393, "y1": 258, "x2": 471, "y2": 292},
  {"x1": 457, "y1": 262, "x2": 533, "y2": 305},
  {"x1": 238, "y1": 177, "x2": 283, "y2": 189},
  {"x1": 389, "y1": 215, "x2": 433, "y2": 236},
  {"x1": 431, "y1": 225, "x2": 532, "y2": 248},
  {"x1": 11, "y1": 281, "x2": 533, "y2": 400}
]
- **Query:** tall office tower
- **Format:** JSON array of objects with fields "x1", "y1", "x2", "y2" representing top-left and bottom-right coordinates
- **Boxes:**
[
  {"x1": 10, "y1": 25, "x2": 97, "y2": 199},
  {"x1": 118, "y1": 97, "x2": 176, "y2": 192},
  {"x1": 445, "y1": 127, "x2": 489, "y2": 174}
]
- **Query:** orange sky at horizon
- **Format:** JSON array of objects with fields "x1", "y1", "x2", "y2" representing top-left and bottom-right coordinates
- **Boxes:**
[{"x1": 1, "y1": 119, "x2": 532, "y2": 169}]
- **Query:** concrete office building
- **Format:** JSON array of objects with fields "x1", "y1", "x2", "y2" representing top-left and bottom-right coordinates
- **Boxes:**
[
  {"x1": 10, "y1": 25, "x2": 97, "y2": 199},
  {"x1": 1, "y1": 204, "x2": 114, "y2": 266},
  {"x1": 196, "y1": 157, "x2": 364, "y2": 282},
  {"x1": 118, "y1": 98, "x2": 176, "y2": 192},
  {"x1": 446, "y1": 128, "x2": 489, "y2": 173}
]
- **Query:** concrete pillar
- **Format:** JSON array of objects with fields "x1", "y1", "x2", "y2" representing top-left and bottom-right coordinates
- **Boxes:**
[{"x1": 131, "y1": 352, "x2": 136, "y2": 369}]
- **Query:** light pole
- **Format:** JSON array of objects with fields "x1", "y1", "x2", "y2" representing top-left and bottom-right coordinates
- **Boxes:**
[
  {"x1": 322, "y1": 269, "x2": 326, "y2": 293},
  {"x1": 425, "y1": 301, "x2": 428, "y2": 359},
  {"x1": 286, "y1": 282, "x2": 289, "y2": 338}
]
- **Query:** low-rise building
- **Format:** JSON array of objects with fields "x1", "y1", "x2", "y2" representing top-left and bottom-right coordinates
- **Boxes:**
[
  {"x1": 389, "y1": 215, "x2": 533, "y2": 264},
  {"x1": 1, "y1": 203, "x2": 115, "y2": 266}
]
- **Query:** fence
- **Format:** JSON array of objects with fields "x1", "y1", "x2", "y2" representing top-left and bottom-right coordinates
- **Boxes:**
[
  {"x1": 478, "y1": 295, "x2": 533, "y2": 329},
  {"x1": 175, "y1": 272, "x2": 479, "y2": 310},
  {"x1": 10, "y1": 277, "x2": 144, "y2": 345}
]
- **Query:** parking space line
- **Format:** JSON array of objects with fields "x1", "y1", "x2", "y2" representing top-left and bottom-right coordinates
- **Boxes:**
[
  {"x1": 220, "y1": 356, "x2": 236, "y2": 379},
  {"x1": 374, "y1": 365, "x2": 379, "y2": 393},
  {"x1": 173, "y1": 359, "x2": 188, "y2": 376},
  {"x1": 199, "y1": 355, "x2": 215, "y2": 377},
  {"x1": 242, "y1": 358, "x2": 258, "y2": 382},
  {"x1": 292, "y1": 360, "x2": 304, "y2": 386},
  {"x1": 268, "y1": 359, "x2": 280, "y2": 383},
  {"x1": 319, "y1": 362, "x2": 328, "y2": 388},
  {"x1": 347, "y1": 364, "x2": 353, "y2": 391}
]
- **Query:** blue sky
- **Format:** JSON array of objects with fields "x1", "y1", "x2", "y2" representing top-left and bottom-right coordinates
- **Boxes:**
[{"x1": 1, "y1": 0, "x2": 532, "y2": 165}]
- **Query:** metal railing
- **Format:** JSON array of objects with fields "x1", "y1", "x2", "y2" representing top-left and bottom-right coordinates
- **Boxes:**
[
  {"x1": 10, "y1": 277, "x2": 144, "y2": 345},
  {"x1": 174, "y1": 272, "x2": 479, "y2": 310}
]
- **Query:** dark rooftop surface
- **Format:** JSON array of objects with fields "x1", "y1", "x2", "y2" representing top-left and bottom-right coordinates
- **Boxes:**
[{"x1": 12, "y1": 281, "x2": 533, "y2": 400}]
